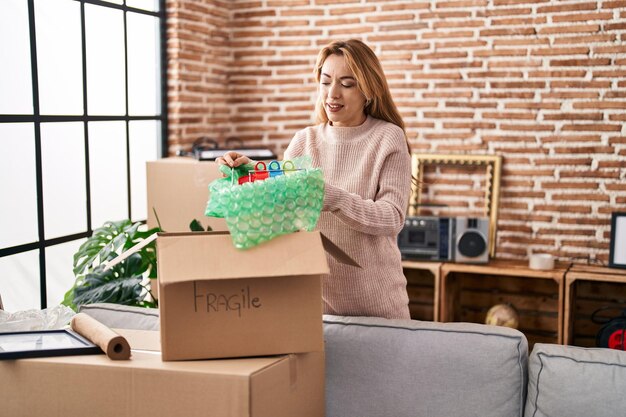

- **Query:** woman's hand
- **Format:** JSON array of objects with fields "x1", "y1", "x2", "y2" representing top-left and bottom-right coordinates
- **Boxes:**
[{"x1": 215, "y1": 151, "x2": 251, "y2": 168}]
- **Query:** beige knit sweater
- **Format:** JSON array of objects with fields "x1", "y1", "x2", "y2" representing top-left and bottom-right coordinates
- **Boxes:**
[{"x1": 284, "y1": 115, "x2": 412, "y2": 319}]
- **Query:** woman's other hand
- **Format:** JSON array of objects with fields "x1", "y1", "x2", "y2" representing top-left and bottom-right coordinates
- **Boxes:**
[{"x1": 216, "y1": 151, "x2": 251, "y2": 167}]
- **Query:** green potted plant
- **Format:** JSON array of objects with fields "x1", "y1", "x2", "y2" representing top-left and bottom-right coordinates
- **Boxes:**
[{"x1": 62, "y1": 219, "x2": 160, "y2": 311}]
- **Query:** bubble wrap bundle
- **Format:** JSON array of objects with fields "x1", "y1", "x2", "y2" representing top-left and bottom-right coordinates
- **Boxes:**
[
  {"x1": 0, "y1": 305, "x2": 76, "y2": 332},
  {"x1": 205, "y1": 158, "x2": 324, "y2": 249}
]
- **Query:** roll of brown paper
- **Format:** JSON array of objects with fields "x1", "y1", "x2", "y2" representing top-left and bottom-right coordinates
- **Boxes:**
[{"x1": 70, "y1": 313, "x2": 131, "y2": 360}]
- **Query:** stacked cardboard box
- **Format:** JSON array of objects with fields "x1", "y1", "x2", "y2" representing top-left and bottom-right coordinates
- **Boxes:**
[
  {"x1": 154, "y1": 231, "x2": 329, "y2": 360},
  {"x1": 0, "y1": 158, "x2": 352, "y2": 416},
  {"x1": 0, "y1": 334, "x2": 325, "y2": 417},
  {"x1": 1, "y1": 231, "x2": 335, "y2": 417},
  {"x1": 146, "y1": 157, "x2": 227, "y2": 232}
]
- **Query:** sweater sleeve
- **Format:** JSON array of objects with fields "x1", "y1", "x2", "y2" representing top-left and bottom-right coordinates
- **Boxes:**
[{"x1": 323, "y1": 140, "x2": 411, "y2": 237}]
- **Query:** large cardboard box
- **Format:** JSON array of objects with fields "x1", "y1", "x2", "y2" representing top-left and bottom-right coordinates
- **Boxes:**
[
  {"x1": 146, "y1": 157, "x2": 227, "y2": 232},
  {"x1": 0, "y1": 339, "x2": 325, "y2": 417},
  {"x1": 155, "y1": 231, "x2": 334, "y2": 361},
  {"x1": 107, "y1": 230, "x2": 357, "y2": 361}
]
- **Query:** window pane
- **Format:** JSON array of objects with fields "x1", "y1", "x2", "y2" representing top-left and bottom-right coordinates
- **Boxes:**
[
  {"x1": 0, "y1": 251, "x2": 40, "y2": 312},
  {"x1": 88, "y1": 121, "x2": 128, "y2": 227},
  {"x1": 127, "y1": 13, "x2": 160, "y2": 116},
  {"x1": 41, "y1": 122, "x2": 87, "y2": 239},
  {"x1": 0, "y1": 0, "x2": 33, "y2": 114},
  {"x1": 85, "y1": 4, "x2": 125, "y2": 116},
  {"x1": 129, "y1": 120, "x2": 159, "y2": 222},
  {"x1": 35, "y1": 0, "x2": 83, "y2": 116},
  {"x1": 127, "y1": 0, "x2": 159, "y2": 12},
  {"x1": 46, "y1": 239, "x2": 84, "y2": 308},
  {"x1": 0, "y1": 124, "x2": 39, "y2": 249}
]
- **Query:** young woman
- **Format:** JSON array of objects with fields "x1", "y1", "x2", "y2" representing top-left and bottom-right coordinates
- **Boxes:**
[{"x1": 217, "y1": 39, "x2": 412, "y2": 319}]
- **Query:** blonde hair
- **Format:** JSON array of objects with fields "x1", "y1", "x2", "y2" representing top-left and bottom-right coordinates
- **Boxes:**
[{"x1": 314, "y1": 39, "x2": 411, "y2": 154}]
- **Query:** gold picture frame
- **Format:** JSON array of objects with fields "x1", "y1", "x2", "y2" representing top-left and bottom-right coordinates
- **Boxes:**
[{"x1": 409, "y1": 153, "x2": 502, "y2": 258}]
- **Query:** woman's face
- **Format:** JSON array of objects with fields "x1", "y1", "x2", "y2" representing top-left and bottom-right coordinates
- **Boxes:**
[{"x1": 319, "y1": 54, "x2": 367, "y2": 127}]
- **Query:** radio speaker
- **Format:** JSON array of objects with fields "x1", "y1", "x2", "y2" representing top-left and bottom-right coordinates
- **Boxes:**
[{"x1": 454, "y1": 217, "x2": 489, "y2": 264}]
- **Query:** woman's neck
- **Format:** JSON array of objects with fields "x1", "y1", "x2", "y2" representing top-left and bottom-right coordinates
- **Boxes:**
[{"x1": 329, "y1": 112, "x2": 368, "y2": 127}]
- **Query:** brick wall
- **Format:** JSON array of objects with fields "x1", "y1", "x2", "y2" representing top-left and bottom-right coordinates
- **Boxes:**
[
  {"x1": 166, "y1": 0, "x2": 626, "y2": 263},
  {"x1": 166, "y1": 0, "x2": 231, "y2": 143}
]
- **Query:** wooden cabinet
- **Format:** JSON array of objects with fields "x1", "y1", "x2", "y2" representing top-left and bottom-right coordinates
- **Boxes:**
[
  {"x1": 564, "y1": 265, "x2": 626, "y2": 347},
  {"x1": 440, "y1": 260, "x2": 566, "y2": 348},
  {"x1": 403, "y1": 259, "x2": 567, "y2": 348},
  {"x1": 403, "y1": 259, "x2": 626, "y2": 348},
  {"x1": 402, "y1": 261, "x2": 441, "y2": 322}
]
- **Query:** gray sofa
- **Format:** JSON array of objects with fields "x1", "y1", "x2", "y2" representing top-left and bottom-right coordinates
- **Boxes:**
[{"x1": 81, "y1": 303, "x2": 626, "y2": 417}]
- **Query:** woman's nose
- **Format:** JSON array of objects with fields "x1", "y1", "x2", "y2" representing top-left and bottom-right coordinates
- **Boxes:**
[{"x1": 328, "y1": 82, "x2": 341, "y2": 98}]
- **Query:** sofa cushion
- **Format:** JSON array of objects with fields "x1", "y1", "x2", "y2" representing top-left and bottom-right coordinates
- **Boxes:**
[
  {"x1": 79, "y1": 303, "x2": 159, "y2": 331},
  {"x1": 525, "y1": 343, "x2": 626, "y2": 417},
  {"x1": 323, "y1": 315, "x2": 528, "y2": 417}
]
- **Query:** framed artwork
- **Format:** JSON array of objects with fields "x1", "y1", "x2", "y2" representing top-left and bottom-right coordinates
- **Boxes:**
[
  {"x1": 0, "y1": 329, "x2": 101, "y2": 360},
  {"x1": 609, "y1": 212, "x2": 626, "y2": 269},
  {"x1": 409, "y1": 153, "x2": 502, "y2": 258}
]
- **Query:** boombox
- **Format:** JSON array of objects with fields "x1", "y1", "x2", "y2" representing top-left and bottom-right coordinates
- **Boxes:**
[{"x1": 398, "y1": 216, "x2": 490, "y2": 264}]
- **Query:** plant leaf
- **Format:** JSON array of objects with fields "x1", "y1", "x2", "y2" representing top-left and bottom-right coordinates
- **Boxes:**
[
  {"x1": 73, "y1": 220, "x2": 133, "y2": 275},
  {"x1": 189, "y1": 219, "x2": 205, "y2": 232},
  {"x1": 68, "y1": 219, "x2": 161, "y2": 309},
  {"x1": 73, "y1": 220, "x2": 159, "y2": 276},
  {"x1": 73, "y1": 253, "x2": 146, "y2": 308}
]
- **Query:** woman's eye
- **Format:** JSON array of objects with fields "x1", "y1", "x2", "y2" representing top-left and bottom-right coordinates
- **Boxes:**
[{"x1": 320, "y1": 82, "x2": 354, "y2": 88}]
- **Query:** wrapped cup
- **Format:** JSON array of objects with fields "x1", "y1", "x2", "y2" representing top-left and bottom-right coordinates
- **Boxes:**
[{"x1": 529, "y1": 253, "x2": 555, "y2": 270}]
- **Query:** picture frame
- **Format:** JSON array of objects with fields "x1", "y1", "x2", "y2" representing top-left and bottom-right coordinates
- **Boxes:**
[
  {"x1": 409, "y1": 153, "x2": 502, "y2": 258},
  {"x1": 609, "y1": 212, "x2": 626, "y2": 269},
  {"x1": 0, "y1": 329, "x2": 101, "y2": 360}
]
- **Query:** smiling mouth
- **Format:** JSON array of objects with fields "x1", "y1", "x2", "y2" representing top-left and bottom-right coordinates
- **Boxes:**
[{"x1": 327, "y1": 103, "x2": 343, "y2": 112}]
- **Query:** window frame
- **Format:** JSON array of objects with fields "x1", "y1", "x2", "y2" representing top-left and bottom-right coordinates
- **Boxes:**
[{"x1": 0, "y1": 0, "x2": 168, "y2": 309}]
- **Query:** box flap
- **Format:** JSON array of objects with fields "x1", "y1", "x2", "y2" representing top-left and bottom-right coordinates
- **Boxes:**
[
  {"x1": 103, "y1": 232, "x2": 158, "y2": 271},
  {"x1": 106, "y1": 230, "x2": 359, "y2": 275},
  {"x1": 320, "y1": 233, "x2": 361, "y2": 268},
  {"x1": 19, "y1": 350, "x2": 285, "y2": 376},
  {"x1": 158, "y1": 231, "x2": 330, "y2": 284}
]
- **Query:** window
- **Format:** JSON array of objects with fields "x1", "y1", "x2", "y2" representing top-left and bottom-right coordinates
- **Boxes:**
[{"x1": 0, "y1": 0, "x2": 167, "y2": 312}]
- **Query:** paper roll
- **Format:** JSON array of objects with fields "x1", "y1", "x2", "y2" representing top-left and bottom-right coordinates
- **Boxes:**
[{"x1": 71, "y1": 313, "x2": 131, "y2": 360}]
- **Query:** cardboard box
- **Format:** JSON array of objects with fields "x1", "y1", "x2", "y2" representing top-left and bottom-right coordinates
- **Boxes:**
[
  {"x1": 147, "y1": 157, "x2": 227, "y2": 232},
  {"x1": 158, "y1": 231, "x2": 334, "y2": 361},
  {"x1": 0, "y1": 339, "x2": 325, "y2": 417}
]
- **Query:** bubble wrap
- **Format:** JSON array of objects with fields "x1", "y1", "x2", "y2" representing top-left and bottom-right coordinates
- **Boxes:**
[
  {"x1": 0, "y1": 304, "x2": 76, "y2": 332},
  {"x1": 205, "y1": 160, "x2": 324, "y2": 249}
]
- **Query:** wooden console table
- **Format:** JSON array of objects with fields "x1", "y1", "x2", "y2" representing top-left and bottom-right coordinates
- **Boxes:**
[
  {"x1": 402, "y1": 259, "x2": 626, "y2": 348},
  {"x1": 402, "y1": 259, "x2": 567, "y2": 345}
]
